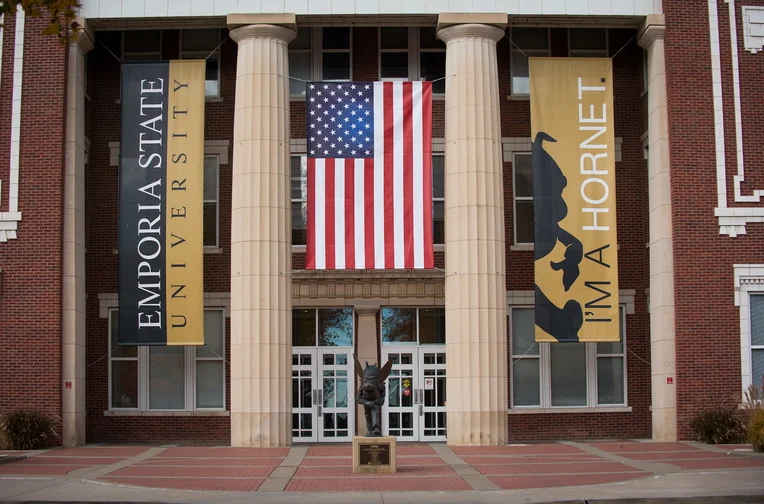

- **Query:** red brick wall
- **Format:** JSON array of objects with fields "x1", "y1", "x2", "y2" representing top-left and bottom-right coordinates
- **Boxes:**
[
  {"x1": 0, "y1": 16, "x2": 69, "y2": 439},
  {"x1": 664, "y1": 0, "x2": 764, "y2": 439}
]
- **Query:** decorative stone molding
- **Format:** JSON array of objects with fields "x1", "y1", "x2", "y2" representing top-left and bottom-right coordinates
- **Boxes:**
[
  {"x1": 437, "y1": 23, "x2": 505, "y2": 44},
  {"x1": 743, "y1": 6, "x2": 764, "y2": 53},
  {"x1": 229, "y1": 23, "x2": 296, "y2": 45},
  {"x1": 502, "y1": 137, "x2": 623, "y2": 163},
  {"x1": 507, "y1": 289, "x2": 636, "y2": 315},
  {"x1": 98, "y1": 292, "x2": 231, "y2": 319},
  {"x1": 109, "y1": 140, "x2": 230, "y2": 167},
  {"x1": 637, "y1": 14, "x2": 665, "y2": 50},
  {"x1": 292, "y1": 269, "x2": 445, "y2": 304},
  {"x1": 292, "y1": 138, "x2": 445, "y2": 154},
  {"x1": 733, "y1": 264, "x2": 764, "y2": 394}
]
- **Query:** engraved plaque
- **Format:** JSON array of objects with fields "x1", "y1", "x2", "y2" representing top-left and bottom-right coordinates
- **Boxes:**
[{"x1": 359, "y1": 443, "x2": 390, "y2": 466}]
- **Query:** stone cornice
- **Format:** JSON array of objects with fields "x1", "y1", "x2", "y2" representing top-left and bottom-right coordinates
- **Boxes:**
[
  {"x1": 229, "y1": 24, "x2": 296, "y2": 45},
  {"x1": 74, "y1": 17, "x2": 95, "y2": 53},
  {"x1": 638, "y1": 13, "x2": 666, "y2": 50},
  {"x1": 292, "y1": 269, "x2": 445, "y2": 282},
  {"x1": 437, "y1": 23, "x2": 505, "y2": 44}
]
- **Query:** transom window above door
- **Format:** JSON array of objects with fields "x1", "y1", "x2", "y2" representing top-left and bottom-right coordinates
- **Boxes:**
[
  {"x1": 293, "y1": 307, "x2": 354, "y2": 347},
  {"x1": 381, "y1": 307, "x2": 445, "y2": 345}
]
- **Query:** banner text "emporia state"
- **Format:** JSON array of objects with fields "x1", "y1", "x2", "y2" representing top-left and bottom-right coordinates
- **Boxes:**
[
  {"x1": 118, "y1": 61, "x2": 205, "y2": 346},
  {"x1": 530, "y1": 58, "x2": 620, "y2": 343}
]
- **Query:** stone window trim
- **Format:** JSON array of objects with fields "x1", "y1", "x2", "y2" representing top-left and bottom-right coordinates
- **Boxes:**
[
  {"x1": 98, "y1": 292, "x2": 231, "y2": 319},
  {"x1": 743, "y1": 6, "x2": 764, "y2": 54},
  {"x1": 289, "y1": 138, "x2": 446, "y2": 252},
  {"x1": 108, "y1": 140, "x2": 230, "y2": 167},
  {"x1": 507, "y1": 289, "x2": 636, "y2": 315},
  {"x1": 734, "y1": 264, "x2": 764, "y2": 395}
]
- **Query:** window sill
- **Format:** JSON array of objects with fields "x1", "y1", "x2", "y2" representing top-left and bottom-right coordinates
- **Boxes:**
[
  {"x1": 204, "y1": 247, "x2": 223, "y2": 254},
  {"x1": 507, "y1": 95, "x2": 530, "y2": 101},
  {"x1": 292, "y1": 245, "x2": 307, "y2": 252},
  {"x1": 433, "y1": 244, "x2": 444, "y2": 252},
  {"x1": 510, "y1": 244, "x2": 621, "y2": 251},
  {"x1": 205, "y1": 96, "x2": 223, "y2": 103},
  {"x1": 508, "y1": 407, "x2": 631, "y2": 414},
  {"x1": 105, "y1": 410, "x2": 230, "y2": 417}
]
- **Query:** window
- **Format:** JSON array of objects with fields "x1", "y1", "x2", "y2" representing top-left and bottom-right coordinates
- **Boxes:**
[
  {"x1": 419, "y1": 27, "x2": 446, "y2": 94},
  {"x1": 290, "y1": 154, "x2": 444, "y2": 246},
  {"x1": 292, "y1": 308, "x2": 354, "y2": 347},
  {"x1": 108, "y1": 308, "x2": 226, "y2": 411},
  {"x1": 289, "y1": 27, "x2": 313, "y2": 96},
  {"x1": 751, "y1": 295, "x2": 764, "y2": 390},
  {"x1": 569, "y1": 28, "x2": 609, "y2": 58},
  {"x1": 380, "y1": 27, "x2": 410, "y2": 80},
  {"x1": 203, "y1": 156, "x2": 219, "y2": 248},
  {"x1": 181, "y1": 29, "x2": 222, "y2": 97},
  {"x1": 513, "y1": 152, "x2": 533, "y2": 244},
  {"x1": 381, "y1": 307, "x2": 445, "y2": 345},
  {"x1": 122, "y1": 30, "x2": 162, "y2": 61},
  {"x1": 510, "y1": 28, "x2": 550, "y2": 95},
  {"x1": 322, "y1": 27, "x2": 352, "y2": 81},
  {"x1": 510, "y1": 306, "x2": 626, "y2": 409},
  {"x1": 433, "y1": 154, "x2": 445, "y2": 245}
]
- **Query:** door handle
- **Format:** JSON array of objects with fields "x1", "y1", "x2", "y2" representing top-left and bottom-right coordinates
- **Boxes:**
[{"x1": 317, "y1": 389, "x2": 323, "y2": 416}]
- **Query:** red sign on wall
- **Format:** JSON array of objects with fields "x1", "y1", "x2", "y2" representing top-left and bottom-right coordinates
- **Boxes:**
[
  {"x1": 667, "y1": 377, "x2": 673, "y2": 384},
  {"x1": 65, "y1": 381, "x2": 72, "y2": 389}
]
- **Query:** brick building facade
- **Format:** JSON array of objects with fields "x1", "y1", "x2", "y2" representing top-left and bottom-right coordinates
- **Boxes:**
[{"x1": 0, "y1": 0, "x2": 762, "y2": 446}]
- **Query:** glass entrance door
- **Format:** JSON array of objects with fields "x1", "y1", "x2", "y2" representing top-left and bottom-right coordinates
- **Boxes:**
[{"x1": 381, "y1": 347, "x2": 447, "y2": 442}]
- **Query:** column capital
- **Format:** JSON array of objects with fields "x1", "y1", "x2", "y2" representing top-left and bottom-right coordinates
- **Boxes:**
[
  {"x1": 353, "y1": 302, "x2": 381, "y2": 315},
  {"x1": 229, "y1": 23, "x2": 296, "y2": 45},
  {"x1": 638, "y1": 14, "x2": 666, "y2": 50},
  {"x1": 437, "y1": 23, "x2": 505, "y2": 44}
]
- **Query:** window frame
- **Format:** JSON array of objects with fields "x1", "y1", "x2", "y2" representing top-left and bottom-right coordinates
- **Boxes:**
[
  {"x1": 291, "y1": 154, "x2": 308, "y2": 248},
  {"x1": 380, "y1": 307, "x2": 446, "y2": 346},
  {"x1": 179, "y1": 28, "x2": 222, "y2": 99},
  {"x1": 292, "y1": 307, "x2": 355, "y2": 348},
  {"x1": 320, "y1": 27, "x2": 353, "y2": 83},
  {"x1": 289, "y1": 27, "x2": 314, "y2": 97},
  {"x1": 750, "y1": 293, "x2": 764, "y2": 390},
  {"x1": 107, "y1": 308, "x2": 227, "y2": 412},
  {"x1": 509, "y1": 27, "x2": 551, "y2": 97},
  {"x1": 567, "y1": 28, "x2": 610, "y2": 58},
  {"x1": 121, "y1": 30, "x2": 162, "y2": 61},
  {"x1": 509, "y1": 305, "x2": 627, "y2": 410},
  {"x1": 417, "y1": 27, "x2": 446, "y2": 95},
  {"x1": 378, "y1": 27, "x2": 416, "y2": 82},
  {"x1": 432, "y1": 153, "x2": 445, "y2": 246},
  {"x1": 512, "y1": 152, "x2": 534, "y2": 245},
  {"x1": 203, "y1": 155, "x2": 220, "y2": 249}
]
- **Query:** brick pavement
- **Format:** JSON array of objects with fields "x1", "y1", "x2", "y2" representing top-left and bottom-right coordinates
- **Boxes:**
[{"x1": 0, "y1": 441, "x2": 762, "y2": 493}]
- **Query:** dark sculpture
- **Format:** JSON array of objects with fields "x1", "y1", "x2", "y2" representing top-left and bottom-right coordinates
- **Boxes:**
[{"x1": 354, "y1": 356, "x2": 394, "y2": 437}]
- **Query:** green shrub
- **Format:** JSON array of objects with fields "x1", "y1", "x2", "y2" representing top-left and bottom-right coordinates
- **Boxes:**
[
  {"x1": 689, "y1": 401, "x2": 747, "y2": 445},
  {"x1": 0, "y1": 410, "x2": 56, "y2": 450}
]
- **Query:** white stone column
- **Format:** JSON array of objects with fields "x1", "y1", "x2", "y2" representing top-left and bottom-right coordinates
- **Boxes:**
[
  {"x1": 62, "y1": 21, "x2": 93, "y2": 447},
  {"x1": 354, "y1": 303, "x2": 380, "y2": 436},
  {"x1": 639, "y1": 15, "x2": 677, "y2": 442},
  {"x1": 229, "y1": 17, "x2": 296, "y2": 447},
  {"x1": 438, "y1": 18, "x2": 508, "y2": 446}
]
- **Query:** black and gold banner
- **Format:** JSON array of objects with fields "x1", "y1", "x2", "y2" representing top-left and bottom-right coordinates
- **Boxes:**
[
  {"x1": 118, "y1": 61, "x2": 205, "y2": 346},
  {"x1": 529, "y1": 58, "x2": 620, "y2": 343}
]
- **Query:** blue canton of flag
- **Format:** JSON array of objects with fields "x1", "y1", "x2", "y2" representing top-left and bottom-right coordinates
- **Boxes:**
[{"x1": 306, "y1": 82, "x2": 374, "y2": 158}]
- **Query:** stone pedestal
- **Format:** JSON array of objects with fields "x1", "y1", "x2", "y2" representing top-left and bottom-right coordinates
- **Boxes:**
[{"x1": 352, "y1": 436, "x2": 396, "y2": 474}]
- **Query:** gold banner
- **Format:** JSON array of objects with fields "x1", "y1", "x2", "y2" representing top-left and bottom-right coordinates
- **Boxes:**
[
  {"x1": 530, "y1": 58, "x2": 620, "y2": 343},
  {"x1": 165, "y1": 60, "x2": 205, "y2": 345}
]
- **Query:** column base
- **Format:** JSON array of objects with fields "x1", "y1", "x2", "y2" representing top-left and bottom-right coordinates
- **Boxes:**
[
  {"x1": 231, "y1": 412, "x2": 292, "y2": 447},
  {"x1": 447, "y1": 410, "x2": 507, "y2": 446},
  {"x1": 62, "y1": 411, "x2": 86, "y2": 447}
]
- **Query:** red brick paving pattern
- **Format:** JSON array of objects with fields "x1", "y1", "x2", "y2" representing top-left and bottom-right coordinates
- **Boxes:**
[
  {"x1": 15, "y1": 456, "x2": 127, "y2": 465},
  {"x1": 473, "y1": 462, "x2": 637, "y2": 475},
  {"x1": 662, "y1": 458, "x2": 764, "y2": 470},
  {"x1": 589, "y1": 442, "x2": 697, "y2": 453},
  {"x1": 460, "y1": 456, "x2": 601, "y2": 464},
  {"x1": 0, "y1": 465, "x2": 89, "y2": 475},
  {"x1": 157, "y1": 447, "x2": 288, "y2": 458},
  {"x1": 293, "y1": 465, "x2": 456, "y2": 478},
  {"x1": 452, "y1": 444, "x2": 585, "y2": 455},
  {"x1": 108, "y1": 465, "x2": 274, "y2": 478},
  {"x1": 621, "y1": 451, "x2": 733, "y2": 461},
  {"x1": 286, "y1": 477, "x2": 471, "y2": 491},
  {"x1": 300, "y1": 456, "x2": 445, "y2": 466},
  {"x1": 488, "y1": 472, "x2": 649, "y2": 490},
  {"x1": 138, "y1": 457, "x2": 284, "y2": 467},
  {"x1": 46, "y1": 447, "x2": 149, "y2": 457},
  {"x1": 104, "y1": 477, "x2": 265, "y2": 492}
]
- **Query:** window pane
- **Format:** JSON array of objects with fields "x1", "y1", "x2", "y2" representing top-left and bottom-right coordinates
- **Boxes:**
[
  {"x1": 550, "y1": 343, "x2": 587, "y2": 407},
  {"x1": 203, "y1": 202, "x2": 217, "y2": 247},
  {"x1": 381, "y1": 52, "x2": 408, "y2": 79},
  {"x1": 323, "y1": 27, "x2": 350, "y2": 49},
  {"x1": 318, "y1": 308, "x2": 353, "y2": 346},
  {"x1": 291, "y1": 156, "x2": 307, "y2": 199},
  {"x1": 110, "y1": 312, "x2": 137, "y2": 358},
  {"x1": 149, "y1": 346, "x2": 185, "y2": 410},
  {"x1": 123, "y1": 54, "x2": 161, "y2": 62},
  {"x1": 433, "y1": 201, "x2": 444, "y2": 245},
  {"x1": 512, "y1": 52, "x2": 530, "y2": 94},
  {"x1": 432, "y1": 155, "x2": 444, "y2": 199},
  {"x1": 381, "y1": 27, "x2": 408, "y2": 49},
  {"x1": 419, "y1": 308, "x2": 445, "y2": 344},
  {"x1": 182, "y1": 29, "x2": 219, "y2": 51},
  {"x1": 204, "y1": 157, "x2": 217, "y2": 201},
  {"x1": 420, "y1": 52, "x2": 446, "y2": 94},
  {"x1": 753, "y1": 350, "x2": 764, "y2": 389},
  {"x1": 289, "y1": 52, "x2": 312, "y2": 95},
  {"x1": 124, "y1": 30, "x2": 161, "y2": 53},
  {"x1": 198, "y1": 310, "x2": 224, "y2": 358},
  {"x1": 111, "y1": 361, "x2": 138, "y2": 408},
  {"x1": 205, "y1": 58, "x2": 219, "y2": 97},
  {"x1": 322, "y1": 52, "x2": 351, "y2": 80},
  {"x1": 597, "y1": 357, "x2": 624, "y2": 405},
  {"x1": 511, "y1": 308, "x2": 538, "y2": 356},
  {"x1": 515, "y1": 201, "x2": 534, "y2": 244},
  {"x1": 381, "y1": 308, "x2": 417, "y2": 344},
  {"x1": 751, "y1": 295, "x2": 764, "y2": 346},
  {"x1": 570, "y1": 28, "x2": 607, "y2": 51},
  {"x1": 597, "y1": 308, "x2": 624, "y2": 354},
  {"x1": 512, "y1": 28, "x2": 548, "y2": 50},
  {"x1": 293, "y1": 309, "x2": 317, "y2": 346},
  {"x1": 292, "y1": 201, "x2": 307, "y2": 246},
  {"x1": 420, "y1": 27, "x2": 445, "y2": 49},
  {"x1": 290, "y1": 27, "x2": 312, "y2": 50},
  {"x1": 512, "y1": 358, "x2": 540, "y2": 406},
  {"x1": 514, "y1": 154, "x2": 533, "y2": 197},
  {"x1": 196, "y1": 361, "x2": 224, "y2": 408}
]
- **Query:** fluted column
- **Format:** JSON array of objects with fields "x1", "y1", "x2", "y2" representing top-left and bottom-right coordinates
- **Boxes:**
[
  {"x1": 438, "y1": 22, "x2": 508, "y2": 446},
  {"x1": 62, "y1": 20, "x2": 93, "y2": 447},
  {"x1": 229, "y1": 22, "x2": 296, "y2": 447},
  {"x1": 639, "y1": 15, "x2": 676, "y2": 442}
]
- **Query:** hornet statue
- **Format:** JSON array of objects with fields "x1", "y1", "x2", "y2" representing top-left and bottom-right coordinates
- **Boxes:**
[{"x1": 354, "y1": 356, "x2": 394, "y2": 437}]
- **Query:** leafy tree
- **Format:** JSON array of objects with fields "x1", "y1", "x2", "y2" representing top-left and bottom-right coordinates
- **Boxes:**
[{"x1": 1, "y1": 0, "x2": 82, "y2": 42}]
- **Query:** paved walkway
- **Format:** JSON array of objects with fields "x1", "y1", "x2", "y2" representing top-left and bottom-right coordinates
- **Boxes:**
[{"x1": 1, "y1": 440, "x2": 763, "y2": 500}]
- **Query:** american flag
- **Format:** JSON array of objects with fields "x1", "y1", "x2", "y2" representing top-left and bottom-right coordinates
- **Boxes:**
[{"x1": 305, "y1": 81, "x2": 434, "y2": 270}]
